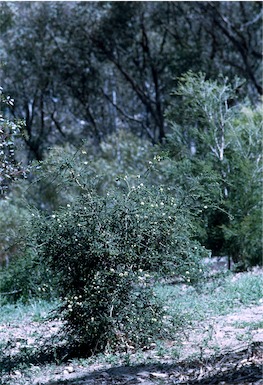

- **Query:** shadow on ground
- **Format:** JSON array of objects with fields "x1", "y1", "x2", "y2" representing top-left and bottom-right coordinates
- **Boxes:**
[
  {"x1": 2, "y1": 343, "x2": 261, "y2": 385},
  {"x1": 44, "y1": 354, "x2": 263, "y2": 385}
]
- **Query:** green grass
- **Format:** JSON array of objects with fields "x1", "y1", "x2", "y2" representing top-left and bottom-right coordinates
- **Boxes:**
[
  {"x1": 156, "y1": 270, "x2": 263, "y2": 324},
  {"x1": 1, "y1": 270, "x2": 262, "y2": 332},
  {"x1": 0, "y1": 270, "x2": 262, "y2": 332},
  {"x1": 0, "y1": 298, "x2": 57, "y2": 324},
  {"x1": 233, "y1": 320, "x2": 263, "y2": 329}
]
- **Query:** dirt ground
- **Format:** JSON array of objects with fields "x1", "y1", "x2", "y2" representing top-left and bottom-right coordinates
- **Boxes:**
[{"x1": 2, "y1": 303, "x2": 262, "y2": 385}]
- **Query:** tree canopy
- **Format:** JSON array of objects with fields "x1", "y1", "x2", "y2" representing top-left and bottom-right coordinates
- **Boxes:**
[{"x1": 0, "y1": 1, "x2": 262, "y2": 160}]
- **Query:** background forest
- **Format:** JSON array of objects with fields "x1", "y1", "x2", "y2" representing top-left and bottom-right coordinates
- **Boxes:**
[{"x1": 0, "y1": 0, "x2": 262, "y2": 361}]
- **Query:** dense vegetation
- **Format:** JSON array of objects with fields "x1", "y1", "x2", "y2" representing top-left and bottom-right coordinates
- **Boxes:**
[{"x1": 0, "y1": 1, "x2": 262, "y2": 359}]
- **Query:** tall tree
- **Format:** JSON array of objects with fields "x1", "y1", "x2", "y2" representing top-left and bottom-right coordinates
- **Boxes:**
[
  {"x1": 1, "y1": 3, "x2": 68, "y2": 160},
  {"x1": 195, "y1": 2, "x2": 263, "y2": 98},
  {"x1": 0, "y1": 2, "x2": 261, "y2": 161}
]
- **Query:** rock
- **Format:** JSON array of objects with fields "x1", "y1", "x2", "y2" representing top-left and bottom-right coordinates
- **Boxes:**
[
  {"x1": 100, "y1": 371, "x2": 110, "y2": 378},
  {"x1": 138, "y1": 371, "x2": 150, "y2": 379},
  {"x1": 64, "y1": 365, "x2": 75, "y2": 373},
  {"x1": 149, "y1": 372, "x2": 168, "y2": 379}
]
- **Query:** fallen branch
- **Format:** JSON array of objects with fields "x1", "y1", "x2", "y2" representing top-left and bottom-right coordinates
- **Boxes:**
[{"x1": 0, "y1": 289, "x2": 22, "y2": 296}]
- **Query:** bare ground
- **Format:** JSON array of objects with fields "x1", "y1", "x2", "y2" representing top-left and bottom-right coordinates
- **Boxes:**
[{"x1": 1, "y1": 303, "x2": 262, "y2": 385}]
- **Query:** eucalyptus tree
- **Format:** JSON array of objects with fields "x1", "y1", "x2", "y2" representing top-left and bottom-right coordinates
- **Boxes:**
[
  {"x1": 57, "y1": 1, "x2": 263, "y2": 140},
  {"x1": 166, "y1": 72, "x2": 262, "y2": 266},
  {"x1": 0, "y1": 1, "x2": 261, "y2": 162},
  {"x1": 42, "y1": 1, "x2": 178, "y2": 144},
  {"x1": 194, "y1": 1, "x2": 263, "y2": 99},
  {"x1": 0, "y1": 2, "x2": 69, "y2": 160}
]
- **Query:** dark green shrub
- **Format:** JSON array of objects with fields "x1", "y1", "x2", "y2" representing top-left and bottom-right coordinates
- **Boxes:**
[
  {"x1": 0, "y1": 198, "x2": 57, "y2": 303},
  {"x1": 0, "y1": 199, "x2": 28, "y2": 267},
  {"x1": 0, "y1": 248, "x2": 56, "y2": 304},
  {"x1": 152, "y1": 156, "x2": 223, "y2": 247},
  {"x1": 33, "y1": 175, "x2": 207, "y2": 355},
  {"x1": 222, "y1": 105, "x2": 262, "y2": 267}
]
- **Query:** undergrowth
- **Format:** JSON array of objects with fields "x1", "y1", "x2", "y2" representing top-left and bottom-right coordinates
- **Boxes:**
[{"x1": 0, "y1": 269, "x2": 262, "y2": 384}]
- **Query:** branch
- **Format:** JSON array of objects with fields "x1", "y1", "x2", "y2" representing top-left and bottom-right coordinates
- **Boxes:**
[
  {"x1": 101, "y1": 89, "x2": 143, "y2": 124},
  {"x1": 51, "y1": 112, "x2": 66, "y2": 137},
  {"x1": 0, "y1": 289, "x2": 22, "y2": 296},
  {"x1": 204, "y1": 3, "x2": 262, "y2": 95},
  {"x1": 240, "y1": 9, "x2": 263, "y2": 30}
]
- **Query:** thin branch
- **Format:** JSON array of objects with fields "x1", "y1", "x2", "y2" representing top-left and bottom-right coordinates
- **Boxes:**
[{"x1": 101, "y1": 89, "x2": 143, "y2": 124}]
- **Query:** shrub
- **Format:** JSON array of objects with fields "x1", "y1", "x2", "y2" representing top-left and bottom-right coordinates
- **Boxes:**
[
  {"x1": 0, "y1": 198, "x2": 57, "y2": 302},
  {"x1": 222, "y1": 105, "x2": 262, "y2": 267},
  {"x1": 165, "y1": 72, "x2": 262, "y2": 266},
  {"x1": 23, "y1": 131, "x2": 155, "y2": 213},
  {"x1": 152, "y1": 156, "x2": 223, "y2": 247},
  {"x1": 0, "y1": 248, "x2": 56, "y2": 304},
  {"x1": 32, "y1": 174, "x2": 207, "y2": 356}
]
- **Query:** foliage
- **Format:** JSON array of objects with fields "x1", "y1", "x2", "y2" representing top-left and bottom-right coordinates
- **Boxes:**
[
  {"x1": 0, "y1": 2, "x2": 261, "y2": 161},
  {"x1": 0, "y1": 197, "x2": 56, "y2": 302},
  {"x1": 0, "y1": 88, "x2": 27, "y2": 196},
  {"x1": 153, "y1": 156, "x2": 223, "y2": 246},
  {"x1": 20, "y1": 131, "x2": 154, "y2": 212},
  {"x1": 222, "y1": 105, "x2": 262, "y2": 267},
  {"x1": 0, "y1": 183, "x2": 58, "y2": 302},
  {"x1": 0, "y1": 197, "x2": 29, "y2": 266},
  {"x1": 31, "y1": 171, "x2": 207, "y2": 355},
  {"x1": 165, "y1": 72, "x2": 262, "y2": 266},
  {"x1": 0, "y1": 249, "x2": 56, "y2": 304},
  {"x1": 167, "y1": 71, "x2": 242, "y2": 163}
]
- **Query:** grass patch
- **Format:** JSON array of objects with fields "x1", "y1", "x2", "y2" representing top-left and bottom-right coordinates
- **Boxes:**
[
  {"x1": 0, "y1": 298, "x2": 57, "y2": 324},
  {"x1": 156, "y1": 270, "x2": 263, "y2": 324},
  {"x1": 233, "y1": 320, "x2": 263, "y2": 329}
]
